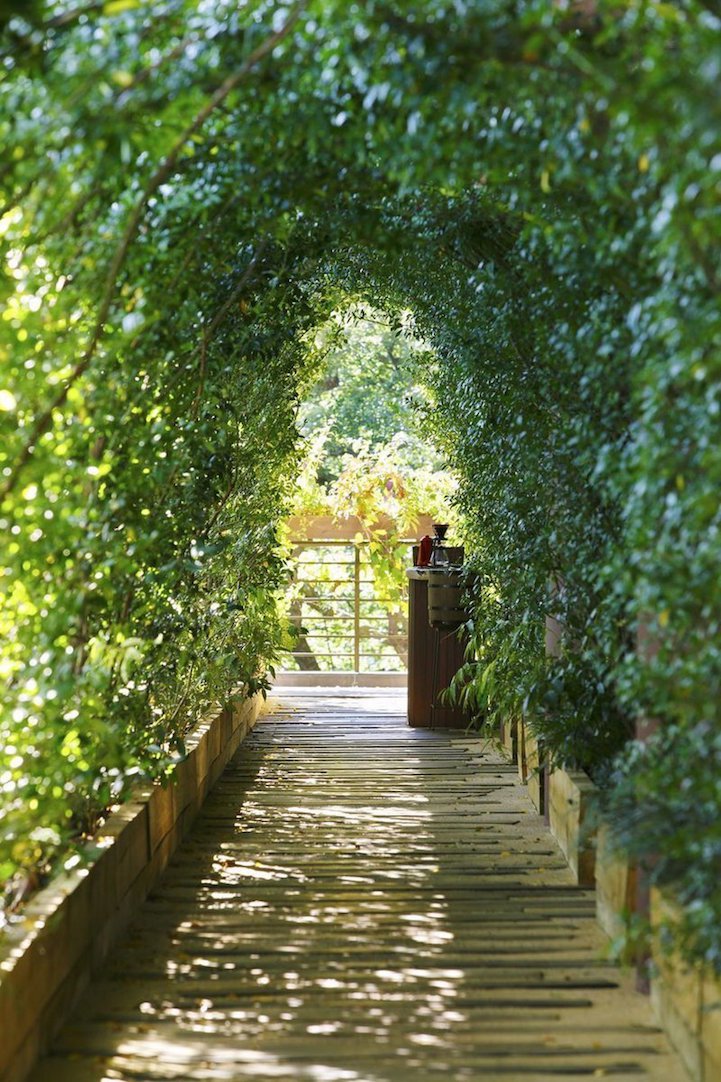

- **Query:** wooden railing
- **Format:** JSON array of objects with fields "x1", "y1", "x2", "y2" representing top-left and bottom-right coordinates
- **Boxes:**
[{"x1": 281, "y1": 538, "x2": 413, "y2": 674}]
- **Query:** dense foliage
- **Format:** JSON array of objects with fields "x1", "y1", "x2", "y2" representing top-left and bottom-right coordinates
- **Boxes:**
[
  {"x1": 294, "y1": 310, "x2": 442, "y2": 483},
  {"x1": 1, "y1": 0, "x2": 720, "y2": 967}
]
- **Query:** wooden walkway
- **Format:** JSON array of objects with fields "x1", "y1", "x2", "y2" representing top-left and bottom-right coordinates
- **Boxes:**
[{"x1": 28, "y1": 689, "x2": 685, "y2": 1082}]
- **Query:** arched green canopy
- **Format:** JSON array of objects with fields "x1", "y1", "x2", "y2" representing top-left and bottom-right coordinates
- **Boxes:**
[{"x1": 1, "y1": 0, "x2": 720, "y2": 967}]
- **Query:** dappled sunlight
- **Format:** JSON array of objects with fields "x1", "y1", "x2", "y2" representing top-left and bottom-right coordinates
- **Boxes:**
[
  {"x1": 27, "y1": 690, "x2": 682, "y2": 1081},
  {"x1": 108, "y1": 1037, "x2": 368, "y2": 1080},
  {"x1": 66, "y1": 701, "x2": 476, "y2": 1078}
]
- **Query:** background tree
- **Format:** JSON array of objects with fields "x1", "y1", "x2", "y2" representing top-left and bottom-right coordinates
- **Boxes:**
[{"x1": 281, "y1": 309, "x2": 456, "y2": 672}]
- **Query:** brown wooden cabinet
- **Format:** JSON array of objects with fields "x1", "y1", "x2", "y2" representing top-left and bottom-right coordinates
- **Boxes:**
[{"x1": 406, "y1": 569, "x2": 469, "y2": 728}]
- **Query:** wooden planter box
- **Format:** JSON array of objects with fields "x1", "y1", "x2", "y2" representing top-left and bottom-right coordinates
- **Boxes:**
[
  {"x1": 516, "y1": 716, "x2": 545, "y2": 814},
  {"x1": 650, "y1": 889, "x2": 721, "y2": 1082},
  {"x1": 594, "y1": 823, "x2": 639, "y2": 949},
  {"x1": 499, "y1": 715, "x2": 518, "y2": 763},
  {"x1": 517, "y1": 715, "x2": 529, "y2": 782},
  {"x1": 525, "y1": 726, "x2": 545, "y2": 815},
  {"x1": 0, "y1": 690, "x2": 266, "y2": 1082},
  {"x1": 548, "y1": 764, "x2": 597, "y2": 886}
]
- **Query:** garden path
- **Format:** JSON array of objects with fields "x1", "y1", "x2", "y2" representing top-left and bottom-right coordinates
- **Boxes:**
[{"x1": 28, "y1": 688, "x2": 685, "y2": 1081}]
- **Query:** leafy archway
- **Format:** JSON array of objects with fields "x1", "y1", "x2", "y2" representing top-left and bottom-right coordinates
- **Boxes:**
[{"x1": 2, "y1": 1, "x2": 720, "y2": 967}]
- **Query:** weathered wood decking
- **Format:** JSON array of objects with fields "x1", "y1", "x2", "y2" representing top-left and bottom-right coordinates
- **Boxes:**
[{"x1": 28, "y1": 689, "x2": 685, "y2": 1081}]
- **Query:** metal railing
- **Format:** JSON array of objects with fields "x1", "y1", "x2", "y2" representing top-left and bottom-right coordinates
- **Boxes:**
[{"x1": 281, "y1": 539, "x2": 411, "y2": 673}]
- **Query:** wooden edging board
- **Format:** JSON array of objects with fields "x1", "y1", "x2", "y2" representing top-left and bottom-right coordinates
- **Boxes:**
[
  {"x1": 650, "y1": 888, "x2": 721, "y2": 1082},
  {"x1": 0, "y1": 690, "x2": 267, "y2": 1082},
  {"x1": 548, "y1": 764, "x2": 597, "y2": 887},
  {"x1": 514, "y1": 721, "x2": 596, "y2": 885},
  {"x1": 505, "y1": 732, "x2": 714, "y2": 1081}
]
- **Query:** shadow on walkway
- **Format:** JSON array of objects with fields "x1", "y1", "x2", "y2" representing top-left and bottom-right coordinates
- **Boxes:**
[{"x1": 27, "y1": 688, "x2": 685, "y2": 1081}]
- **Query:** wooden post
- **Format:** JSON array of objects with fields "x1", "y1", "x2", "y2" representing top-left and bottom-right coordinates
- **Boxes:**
[
  {"x1": 406, "y1": 571, "x2": 468, "y2": 728},
  {"x1": 353, "y1": 544, "x2": 361, "y2": 673}
]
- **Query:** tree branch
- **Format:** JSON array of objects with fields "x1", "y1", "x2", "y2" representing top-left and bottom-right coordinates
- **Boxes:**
[{"x1": 192, "y1": 239, "x2": 269, "y2": 417}]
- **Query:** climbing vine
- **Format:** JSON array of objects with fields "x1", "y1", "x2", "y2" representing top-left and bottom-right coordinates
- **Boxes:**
[{"x1": 1, "y1": 0, "x2": 720, "y2": 969}]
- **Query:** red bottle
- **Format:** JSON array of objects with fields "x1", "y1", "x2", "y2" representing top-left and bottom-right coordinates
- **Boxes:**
[{"x1": 418, "y1": 535, "x2": 433, "y2": 567}]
